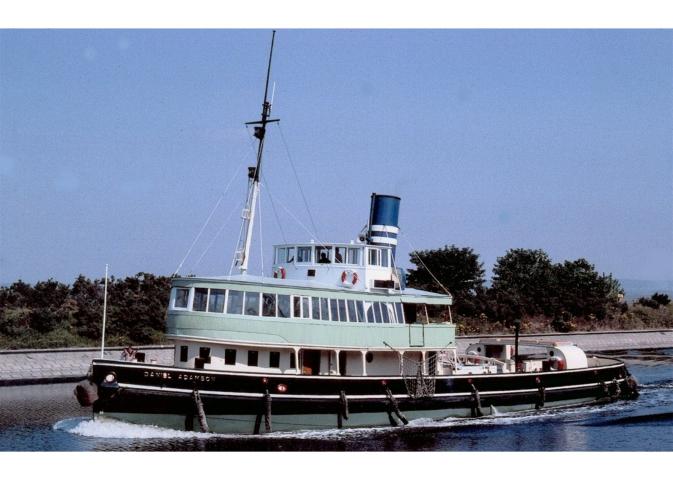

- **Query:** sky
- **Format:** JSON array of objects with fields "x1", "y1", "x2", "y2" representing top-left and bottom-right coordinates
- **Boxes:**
[{"x1": 0, "y1": 29, "x2": 671, "y2": 285}]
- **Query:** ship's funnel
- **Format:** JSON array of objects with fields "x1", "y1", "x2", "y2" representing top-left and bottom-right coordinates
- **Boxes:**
[{"x1": 368, "y1": 193, "x2": 400, "y2": 259}]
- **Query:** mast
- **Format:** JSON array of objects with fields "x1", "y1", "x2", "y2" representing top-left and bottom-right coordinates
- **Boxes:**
[{"x1": 234, "y1": 30, "x2": 279, "y2": 274}]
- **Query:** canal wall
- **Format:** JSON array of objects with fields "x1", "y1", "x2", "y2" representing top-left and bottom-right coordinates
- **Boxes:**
[{"x1": 0, "y1": 329, "x2": 671, "y2": 386}]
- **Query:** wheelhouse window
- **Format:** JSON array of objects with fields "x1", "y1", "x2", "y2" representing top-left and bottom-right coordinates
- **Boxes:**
[
  {"x1": 226, "y1": 290, "x2": 244, "y2": 315},
  {"x1": 315, "y1": 246, "x2": 332, "y2": 264},
  {"x1": 297, "y1": 246, "x2": 312, "y2": 263},
  {"x1": 208, "y1": 288, "x2": 226, "y2": 313},
  {"x1": 278, "y1": 294, "x2": 291, "y2": 318},
  {"x1": 368, "y1": 248, "x2": 380, "y2": 266},
  {"x1": 174, "y1": 288, "x2": 190, "y2": 309},
  {"x1": 334, "y1": 247, "x2": 345, "y2": 264},
  {"x1": 262, "y1": 293, "x2": 276, "y2": 317},
  {"x1": 244, "y1": 291, "x2": 260, "y2": 316},
  {"x1": 381, "y1": 249, "x2": 390, "y2": 267},
  {"x1": 276, "y1": 247, "x2": 295, "y2": 263},
  {"x1": 346, "y1": 247, "x2": 360, "y2": 265},
  {"x1": 193, "y1": 288, "x2": 208, "y2": 312}
]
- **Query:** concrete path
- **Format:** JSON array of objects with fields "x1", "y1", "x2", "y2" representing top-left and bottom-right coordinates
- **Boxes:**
[
  {"x1": 0, "y1": 346, "x2": 173, "y2": 386},
  {"x1": 456, "y1": 329, "x2": 673, "y2": 352},
  {"x1": 0, "y1": 329, "x2": 671, "y2": 386}
]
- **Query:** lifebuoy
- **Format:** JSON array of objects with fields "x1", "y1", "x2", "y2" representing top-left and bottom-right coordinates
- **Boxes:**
[
  {"x1": 341, "y1": 271, "x2": 348, "y2": 283},
  {"x1": 274, "y1": 267, "x2": 286, "y2": 279},
  {"x1": 351, "y1": 272, "x2": 359, "y2": 285}
]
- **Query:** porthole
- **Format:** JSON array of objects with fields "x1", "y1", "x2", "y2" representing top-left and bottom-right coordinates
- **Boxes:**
[{"x1": 366, "y1": 352, "x2": 374, "y2": 363}]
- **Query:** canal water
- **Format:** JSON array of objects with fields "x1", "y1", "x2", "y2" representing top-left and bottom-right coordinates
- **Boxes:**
[{"x1": 0, "y1": 349, "x2": 671, "y2": 451}]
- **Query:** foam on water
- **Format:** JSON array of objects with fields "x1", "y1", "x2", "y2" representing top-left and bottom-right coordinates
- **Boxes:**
[{"x1": 54, "y1": 417, "x2": 217, "y2": 439}]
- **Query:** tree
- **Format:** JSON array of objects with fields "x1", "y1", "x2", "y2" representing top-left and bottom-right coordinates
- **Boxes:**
[
  {"x1": 407, "y1": 245, "x2": 485, "y2": 316},
  {"x1": 552, "y1": 259, "x2": 622, "y2": 320},
  {"x1": 491, "y1": 248, "x2": 554, "y2": 316},
  {"x1": 651, "y1": 292, "x2": 671, "y2": 307}
]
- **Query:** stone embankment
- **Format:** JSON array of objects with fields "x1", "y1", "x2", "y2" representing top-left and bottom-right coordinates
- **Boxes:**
[{"x1": 0, "y1": 329, "x2": 671, "y2": 386}]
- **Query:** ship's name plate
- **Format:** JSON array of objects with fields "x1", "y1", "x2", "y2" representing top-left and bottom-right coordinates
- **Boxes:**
[{"x1": 143, "y1": 370, "x2": 216, "y2": 382}]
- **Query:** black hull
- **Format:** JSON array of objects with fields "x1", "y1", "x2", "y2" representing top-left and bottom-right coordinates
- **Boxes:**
[{"x1": 87, "y1": 357, "x2": 637, "y2": 433}]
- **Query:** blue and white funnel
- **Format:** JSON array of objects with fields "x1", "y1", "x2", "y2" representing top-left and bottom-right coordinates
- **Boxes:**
[{"x1": 368, "y1": 193, "x2": 400, "y2": 258}]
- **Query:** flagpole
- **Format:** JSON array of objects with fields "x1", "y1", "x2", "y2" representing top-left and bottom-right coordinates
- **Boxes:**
[{"x1": 100, "y1": 264, "x2": 108, "y2": 359}]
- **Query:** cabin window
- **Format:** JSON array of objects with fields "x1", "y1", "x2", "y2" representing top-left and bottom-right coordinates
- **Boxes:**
[
  {"x1": 278, "y1": 294, "x2": 291, "y2": 318},
  {"x1": 334, "y1": 247, "x2": 345, "y2": 264},
  {"x1": 297, "y1": 246, "x2": 312, "y2": 263},
  {"x1": 365, "y1": 302, "x2": 375, "y2": 323},
  {"x1": 356, "y1": 301, "x2": 365, "y2": 323},
  {"x1": 208, "y1": 288, "x2": 226, "y2": 313},
  {"x1": 395, "y1": 303, "x2": 405, "y2": 324},
  {"x1": 338, "y1": 299, "x2": 348, "y2": 322},
  {"x1": 380, "y1": 302, "x2": 391, "y2": 323},
  {"x1": 244, "y1": 291, "x2": 260, "y2": 316},
  {"x1": 262, "y1": 293, "x2": 277, "y2": 317},
  {"x1": 199, "y1": 347, "x2": 211, "y2": 363},
  {"x1": 269, "y1": 351, "x2": 280, "y2": 368},
  {"x1": 192, "y1": 288, "x2": 208, "y2": 312},
  {"x1": 248, "y1": 350, "x2": 258, "y2": 367},
  {"x1": 224, "y1": 348, "x2": 236, "y2": 365},
  {"x1": 301, "y1": 297, "x2": 310, "y2": 318},
  {"x1": 320, "y1": 298, "x2": 330, "y2": 320},
  {"x1": 368, "y1": 248, "x2": 380, "y2": 266},
  {"x1": 290, "y1": 352, "x2": 296, "y2": 369},
  {"x1": 311, "y1": 296, "x2": 321, "y2": 320},
  {"x1": 373, "y1": 302, "x2": 383, "y2": 323},
  {"x1": 347, "y1": 300, "x2": 357, "y2": 323},
  {"x1": 226, "y1": 290, "x2": 244, "y2": 314},
  {"x1": 330, "y1": 299, "x2": 339, "y2": 321},
  {"x1": 174, "y1": 288, "x2": 190, "y2": 309},
  {"x1": 180, "y1": 345, "x2": 188, "y2": 362},
  {"x1": 292, "y1": 296, "x2": 300, "y2": 317},
  {"x1": 346, "y1": 247, "x2": 360, "y2": 265},
  {"x1": 315, "y1": 246, "x2": 332, "y2": 264}
]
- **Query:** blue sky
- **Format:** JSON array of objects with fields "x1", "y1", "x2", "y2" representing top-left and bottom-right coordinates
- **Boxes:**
[{"x1": 1, "y1": 29, "x2": 671, "y2": 284}]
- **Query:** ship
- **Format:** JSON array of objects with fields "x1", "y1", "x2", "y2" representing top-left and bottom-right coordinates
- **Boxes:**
[{"x1": 75, "y1": 31, "x2": 638, "y2": 434}]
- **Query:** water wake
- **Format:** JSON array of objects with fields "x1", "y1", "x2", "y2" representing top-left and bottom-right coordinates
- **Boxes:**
[{"x1": 54, "y1": 417, "x2": 216, "y2": 439}]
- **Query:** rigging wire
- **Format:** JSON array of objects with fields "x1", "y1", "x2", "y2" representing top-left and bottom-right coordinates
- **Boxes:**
[
  {"x1": 262, "y1": 181, "x2": 331, "y2": 250},
  {"x1": 191, "y1": 199, "x2": 243, "y2": 272},
  {"x1": 276, "y1": 123, "x2": 320, "y2": 239},
  {"x1": 258, "y1": 183, "x2": 264, "y2": 277},
  {"x1": 173, "y1": 161, "x2": 244, "y2": 276},
  {"x1": 260, "y1": 171, "x2": 288, "y2": 245},
  {"x1": 402, "y1": 236, "x2": 453, "y2": 298}
]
